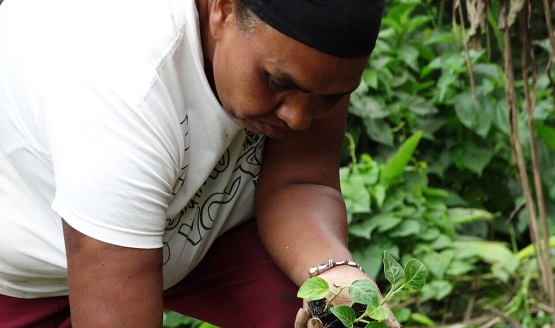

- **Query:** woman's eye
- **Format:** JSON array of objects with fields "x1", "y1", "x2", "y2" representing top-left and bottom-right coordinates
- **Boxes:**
[{"x1": 266, "y1": 75, "x2": 289, "y2": 92}]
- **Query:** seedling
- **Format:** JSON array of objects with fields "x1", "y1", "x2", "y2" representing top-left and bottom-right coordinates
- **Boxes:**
[{"x1": 297, "y1": 251, "x2": 427, "y2": 328}]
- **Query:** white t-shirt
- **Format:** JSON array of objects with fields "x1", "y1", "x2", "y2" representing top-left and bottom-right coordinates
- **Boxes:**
[{"x1": 0, "y1": 0, "x2": 264, "y2": 298}]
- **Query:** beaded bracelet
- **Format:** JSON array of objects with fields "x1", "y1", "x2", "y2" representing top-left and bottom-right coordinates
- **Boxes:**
[{"x1": 308, "y1": 259, "x2": 366, "y2": 278}]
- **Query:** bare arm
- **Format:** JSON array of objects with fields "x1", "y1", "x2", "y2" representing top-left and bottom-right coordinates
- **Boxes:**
[
  {"x1": 255, "y1": 98, "x2": 361, "y2": 287},
  {"x1": 63, "y1": 220, "x2": 163, "y2": 327}
]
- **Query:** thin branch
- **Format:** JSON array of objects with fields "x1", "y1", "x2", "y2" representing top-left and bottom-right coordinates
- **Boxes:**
[
  {"x1": 542, "y1": 0, "x2": 555, "y2": 98},
  {"x1": 454, "y1": 0, "x2": 478, "y2": 98},
  {"x1": 502, "y1": 0, "x2": 549, "y2": 301},
  {"x1": 520, "y1": 0, "x2": 555, "y2": 321},
  {"x1": 485, "y1": 307, "x2": 523, "y2": 328}
]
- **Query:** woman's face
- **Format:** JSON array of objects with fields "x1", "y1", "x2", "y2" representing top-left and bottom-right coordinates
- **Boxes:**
[{"x1": 210, "y1": 8, "x2": 369, "y2": 138}]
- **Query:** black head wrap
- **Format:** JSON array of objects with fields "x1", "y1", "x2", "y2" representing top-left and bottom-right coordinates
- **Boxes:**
[{"x1": 241, "y1": 0, "x2": 385, "y2": 58}]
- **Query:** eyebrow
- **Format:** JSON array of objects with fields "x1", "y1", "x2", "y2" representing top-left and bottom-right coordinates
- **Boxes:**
[{"x1": 272, "y1": 69, "x2": 359, "y2": 96}]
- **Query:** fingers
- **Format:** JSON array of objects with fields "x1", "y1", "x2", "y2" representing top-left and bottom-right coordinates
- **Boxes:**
[
  {"x1": 293, "y1": 308, "x2": 323, "y2": 328},
  {"x1": 307, "y1": 318, "x2": 324, "y2": 328},
  {"x1": 294, "y1": 308, "x2": 310, "y2": 328}
]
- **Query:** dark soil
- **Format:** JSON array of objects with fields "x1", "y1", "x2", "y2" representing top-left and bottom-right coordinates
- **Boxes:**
[{"x1": 308, "y1": 299, "x2": 369, "y2": 328}]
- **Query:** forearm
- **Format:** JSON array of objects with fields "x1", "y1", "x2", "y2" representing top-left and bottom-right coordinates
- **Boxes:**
[{"x1": 255, "y1": 183, "x2": 353, "y2": 286}]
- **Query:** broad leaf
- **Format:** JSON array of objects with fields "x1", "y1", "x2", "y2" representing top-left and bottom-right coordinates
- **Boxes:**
[
  {"x1": 452, "y1": 241, "x2": 519, "y2": 274},
  {"x1": 535, "y1": 121, "x2": 555, "y2": 150},
  {"x1": 365, "y1": 322, "x2": 389, "y2": 328},
  {"x1": 388, "y1": 219, "x2": 421, "y2": 238},
  {"x1": 380, "y1": 131, "x2": 422, "y2": 187},
  {"x1": 411, "y1": 313, "x2": 436, "y2": 327},
  {"x1": 365, "y1": 305, "x2": 389, "y2": 321},
  {"x1": 364, "y1": 118, "x2": 394, "y2": 147},
  {"x1": 454, "y1": 92, "x2": 492, "y2": 138},
  {"x1": 420, "y1": 280, "x2": 453, "y2": 302},
  {"x1": 404, "y1": 259, "x2": 427, "y2": 290},
  {"x1": 383, "y1": 251, "x2": 404, "y2": 287},
  {"x1": 297, "y1": 277, "x2": 329, "y2": 300},
  {"x1": 348, "y1": 279, "x2": 379, "y2": 306},
  {"x1": 447, "y1": 208, "x2": 494, "y2": 225},
  {"x1": 342, "y1": 173, "x2": 371, "y2": 214},
  {"x1": 457, "y1": 143, "x2": 494, "y2": 176},
  {"x1": 330, "y1": 305, "x2": 356, "y2": 328}
]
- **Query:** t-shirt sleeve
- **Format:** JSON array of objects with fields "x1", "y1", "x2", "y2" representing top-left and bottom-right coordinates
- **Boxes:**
[{"x1": 46, "y1": 75, "x2": 183, "y2": 249}]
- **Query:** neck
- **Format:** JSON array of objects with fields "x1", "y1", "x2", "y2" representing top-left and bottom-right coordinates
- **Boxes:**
[{"x1": 196, "y1": 0, "x2": 217, "y2": 95}]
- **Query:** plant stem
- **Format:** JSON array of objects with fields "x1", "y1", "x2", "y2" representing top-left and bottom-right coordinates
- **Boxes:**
[
  {"x1": 324, "y1": 286, "x2": 346, "y2": 312},
  {"x1": 381, "y1": 285, "x2": 404, "y2": 305}
]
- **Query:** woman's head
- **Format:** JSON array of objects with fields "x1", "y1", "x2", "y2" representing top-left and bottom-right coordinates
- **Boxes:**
[{"x1": 205, "y1": 0, "x2": 383, "y2": 137}]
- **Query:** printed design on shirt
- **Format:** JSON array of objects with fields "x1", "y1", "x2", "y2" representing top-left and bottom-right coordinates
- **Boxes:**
[
  {"x1": 237, "y1": 130, "x2": 264, "y2": 180},
  {"x1": 170, "y1": 115, "x2": 190, "y2": 197},
  {"x1": 162, "y1": 130, "x2": 265, "y2": 265}
]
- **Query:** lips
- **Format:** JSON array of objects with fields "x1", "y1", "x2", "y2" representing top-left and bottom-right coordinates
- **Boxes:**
[{"x1": 258, "y1": 120, "x2": 290, "y2": 138}]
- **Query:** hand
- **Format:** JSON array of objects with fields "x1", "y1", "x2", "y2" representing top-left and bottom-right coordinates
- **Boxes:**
[
  {"x1": 295, "y1": 265, "x2": 403, "y2": 328},
  {"x1": 294, "y1": 308, "x2": 323, "y2": 328}
]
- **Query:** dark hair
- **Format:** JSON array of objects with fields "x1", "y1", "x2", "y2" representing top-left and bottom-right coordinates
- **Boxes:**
[{"x1": 235, "y1": 0, "x2": 259, "y2": 31}]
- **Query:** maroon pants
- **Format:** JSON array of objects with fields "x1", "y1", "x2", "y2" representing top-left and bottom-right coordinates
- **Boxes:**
[{"x1": 0, "y1": 220, "x2": 302, "y2": 328}]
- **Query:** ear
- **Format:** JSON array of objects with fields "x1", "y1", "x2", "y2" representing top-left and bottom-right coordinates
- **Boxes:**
[{"x1": 209, "y1": 0, "x2": 236, "y2": 40}]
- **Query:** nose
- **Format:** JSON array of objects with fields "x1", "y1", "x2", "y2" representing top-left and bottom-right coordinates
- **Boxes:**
[{"x1": 274, "y1": 94, "x2": 315, "y2": 131}]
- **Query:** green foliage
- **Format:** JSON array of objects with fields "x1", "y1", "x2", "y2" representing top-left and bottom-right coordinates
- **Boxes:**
[
  {"x1": 163, "y1": 311, "x2": 218, "y2": 328},
  {"x1": 298, "y1": 251, "x2": 427, "y2": 327},
  {"x1": 340, "y1": 127, "x2": 548, "y2": 325},
  {"x1": 347, "y1": 0, "x2": 555, "y2": 222},
  {"x1": 342, "y1": 0, "x2": 555, "y2": 325}
]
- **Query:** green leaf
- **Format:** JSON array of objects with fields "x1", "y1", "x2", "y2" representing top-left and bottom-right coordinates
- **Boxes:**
[
  {"x1": 454, "y1": 92, "x2": 492, "y2": 137},
  {"x1": 341, "y1": 174, "x2": 371, "y2": 214},
  {"x1": 348, "y1": 280, "x2": 379, "y2": 306},
  {"x1": 330, "y1": 305, "x2": 356, "y2": 328},
  {"x1": 404, "y1": 259, "x2": 427, "y2": 290},
  {"x1": 297, "y1": 277, "x2": 330, "y2": 300},
  {"x1": 419, "y1": 251, "x2": 448, "y2": 280},
  {"x1": 365, "y1": 305, "x2": 389, "y2": 321},
  {"x1": 370, "y1": 184, "x2": 386, "y2": 208},
  {"x1": 362, "y1": 68, "x2": 378, "y2": 89},
  {"x1": 452, "y1": 241, "x2": 519, "y2": 274},
  {"x1": 199, "y1": 323, "x2": 219, "y2": 328},
  {"x1": 365, "y1": 322, "x2": 389, "y2": 328},
  {"x1": 536, "y1": 121, "x2": 555, "y2": 150},
  {"x1": 437, "y1": 74, "x2": 458, "y2": 103},
  {"x1": 405, "y1": 96, "x2": 438, "y2": 116},
  {"x1": 418, "y1": 227, "x2": 441, "y2": 241},
  {"x1": 388, "y1": 219, "x2": 421, "y2": 238},
  {"x1": 410, "y1": 313, "x2": 436, "y2": 327},
  {"x1": 383, "y1": 251, "x2": 404, "y2": 287},
  {"x1": 456, "y1": 142, "x2": 494, "y2": 176},
  {"x1": 491, "y1": 100, "x2": 509, "y2": 134},
  {"x1": 447, "y1": 207, "x2": 494, "y2": 224},
  {"x1": 392, "y1": 308, "x2": 411, "y2": 322},
  {"x1": 445, "y1": 259, "x2": 476, "y2": 276},
  {"x1": 354, "y1": 244, "x2": 395, "y2": 280},
  {"x1": 398, "y1": 45, "x2": 420, "y2": 71},
  {"x1": 380, "y1": 131, "x2": 422, "y2": 187},
  {"x1": 364, "y1": 118, "x2": 394, "y2": 146},
  {"x1": 349, "y1": 213, "x2": 402, "y2": 239},
  {"x1": 420, "y1": 280, "x2": 453, "y2": 301},
  {"x1": 350, "y1": 97, "x2": 387, "y2": 119},
  {"x1": 491, "y1": 265, "x2": 510, "y2": 283}
]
